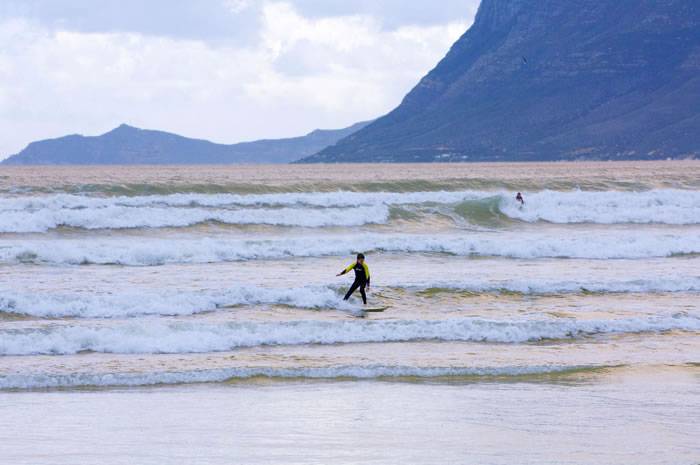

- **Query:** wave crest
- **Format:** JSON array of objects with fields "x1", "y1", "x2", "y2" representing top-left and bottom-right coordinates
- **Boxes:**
[
  {"x1": 0, "y1": 365, "x2": 600, "y2": 390},
  {"x1": 1, "y1": 316, "x2": 698, "y2": 355},
  {"x1": 1, "y1": 189, "x2": 698, "y2": 231},
  {"x1": 2, "y1": 230, "x2": 698, "y2": 265}
]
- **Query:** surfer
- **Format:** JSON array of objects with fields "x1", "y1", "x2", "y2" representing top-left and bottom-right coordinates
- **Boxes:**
[
  {"x1": 516, "y1": 192, "x2": 525, "y2": 205},
  {"x1": 337, "y1": 253, "x2": 370, "y2": 304}
]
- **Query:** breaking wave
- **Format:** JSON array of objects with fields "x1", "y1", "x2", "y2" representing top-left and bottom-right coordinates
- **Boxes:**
[
  {"x1": 2, "y1": 230, "x2": 699, "y2": 265},
  {"x1": 0, "y1": 365, "x2": 599, "y2": 390},
  {"x1": 3, "y1": 273, "x2": 700, "y2": 319},
  {"x1": 0, "y1": 189, "x2": 698, "y2": 232},
  {"x1": 1, "y1": 315, "x2": 698, "y2": 355},
  {"x1": 2, "y1": 274, "x2": 700, "y2": 319},
  {"x1": 0, "y1": 191, "x2": 478, "y2": 210},
  {"x1": 0, "y1": 205, "x2": 390, "y2": 232},
  {"x1": 501, "y1": 190, "x2": 700, "y2": 225},
  {"x1": 0, "y1": 285, "x2": 355, "y2": 318}
]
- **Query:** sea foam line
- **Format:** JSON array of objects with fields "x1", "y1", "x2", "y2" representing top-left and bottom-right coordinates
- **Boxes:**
[
  {"x1": 2, "y1": 230, "x2": 699, "y2": 265},
  {"x1": 0, "y1": 364, "x2": 597, "y2": 390},
  {"x1": 2, "y1": 189, "x2": 699, "y2": 212},
  {"x1": 0, "y1": 204, "x2": 390, "y2": 232},
  {"x1": 1, "y1": 189, "x2": 698, "y2": 232},
  {"x1": 2, "y1": 275, "x2": 700, "y2": 319},
  {"x1": 0, "y1": 285, "x2": 355, "y2": 318},
  {"x1": 501, "y1": 189, "x2": 700, "y2": 225},
  {"x1": 0, "y1": 190, "x2": 478, "y2": 210},
  {"x1": 1, "y1": 315, "x2": 698, "y2": 355},
  {"x1": 2, "y1": 275, "x2": 699, "y2": 319}
]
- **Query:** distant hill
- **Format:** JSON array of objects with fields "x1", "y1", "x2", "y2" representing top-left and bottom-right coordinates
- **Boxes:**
[
  {"x1": 304, "y1": 0, "x2": 700, "y2": 162},
  {"x1": 2, "y1": 121, "x2": 370, "y2": 165}
]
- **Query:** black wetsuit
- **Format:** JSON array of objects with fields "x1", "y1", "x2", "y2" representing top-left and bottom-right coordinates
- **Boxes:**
[{"x1": 342, "y1": 262, "x2": 370, "y2": 304}]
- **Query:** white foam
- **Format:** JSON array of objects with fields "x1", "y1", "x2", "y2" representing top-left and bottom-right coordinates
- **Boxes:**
[
  {"x1": 1, "y1": 230, "x2": 698, "y2": 265},
  {"x1": 1, "y1": 315, "x2": 698, "y2": 355},
  {"x1": 0, "y1": 364, "x2": 592, "y2": 390},
  {"x1": 0, "y1": 191, "x2": 479, "y2": 211},
  {"x1": 405, "y1": 277, "x2": 700, "y2": 294},
  {"x1": 0, "y1": 285, "x2": 355, "y2": 318},
  {"x1": 1, "y1": 189, "x2": 697, "y2": 232},
  {"x1": 2, "y1": 273, "x2": 699, "y2": 319},
  {"x1": 0, "y1": 204, "x2": 390, "y2": 232},
  {"x1": 502, "y1": 189, "x2": 700, "y2": 224}
]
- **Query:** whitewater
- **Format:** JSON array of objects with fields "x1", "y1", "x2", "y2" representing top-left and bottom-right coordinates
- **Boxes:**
[
  {"x1": 0, "y1": 162, "x2": 698, "y2": 393},
  {"x1": 2, "y1": 228, "x2": 700, "y2": 265},
  {"x1": 1, "y1": 188, "x2": 700, "y2": 232},
  {"x1": 1, "y1": 162, "x2": 699, "y2": 465}
]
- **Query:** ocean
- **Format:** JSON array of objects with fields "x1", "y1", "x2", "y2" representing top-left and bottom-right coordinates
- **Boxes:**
[{"x1": 0, "y1": 162, "x2": 698, "y2": 464}]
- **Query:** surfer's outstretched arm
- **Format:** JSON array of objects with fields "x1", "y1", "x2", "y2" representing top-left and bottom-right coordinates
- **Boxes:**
[{"x1": 336, "y1": 264, "x2": 354, "y2": 277}]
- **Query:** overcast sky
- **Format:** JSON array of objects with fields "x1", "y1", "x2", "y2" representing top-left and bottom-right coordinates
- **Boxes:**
[{"x1": 0, "y1": 0, "x2": 479, "y2": 158}]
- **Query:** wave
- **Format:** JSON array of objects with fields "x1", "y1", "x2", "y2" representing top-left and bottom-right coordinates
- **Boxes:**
[
  {"x1": 2, "y1": 275, "x2": 699, "y2": 318},
  {"x1": 4, "y1": 168, "x2": 699, "y2": 197},
  {"x1": 2, "y1": 230, "x2": 699, "y2": 265},
  {"x1": 501, "y1": 190, "x2": 700, "y2": 225},
  {"x1": 0, "y1": 286, "x2": 355, "y2": 318},
  {"x1": 0, "y1": 204, "x2": 390, "y2": 232},
  {"x1": 0, "y1": 191, "x2": 478, "y2": 210},
  {"x1": 0, "y1": 365, "x2": 599, "y2": 390},
  {"x1": 1, "y1": 315, "x2": 698, "y2": 355},
  {"x1": 4, "y1": 274, "x2": 700, "y2": 319},
  {"x1": 1, "y1": 189, "x2": 698, "y2": 232},
  {"x1": 407, "y1": 277, "x2": 700, "y2": 294}
]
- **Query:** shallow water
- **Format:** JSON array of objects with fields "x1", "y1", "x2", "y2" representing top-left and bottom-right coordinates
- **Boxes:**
[
  {"x1": 0, "y1": 162, "x2": 698, "y2": 463},
  {"x1": 1, "y1": 367, "x2": 698, "y2": 465}
]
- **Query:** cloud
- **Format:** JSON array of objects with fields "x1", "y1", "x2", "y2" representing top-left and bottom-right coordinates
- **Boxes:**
[
  {"x1": 288, "y1": 0, "x2": 480, "y2": 28},
  {"x1": 0, "y1": 1, "x2": 476, "y2": 158},
  {"x1": 223, "y1": 0, "x2": 254, "y2": 14},
  {"x1": 0, "y1": 0, "x2": 479, "y2": 37}
]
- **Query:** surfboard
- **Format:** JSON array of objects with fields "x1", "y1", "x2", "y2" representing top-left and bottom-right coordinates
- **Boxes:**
[{"x1": 363, "y1": 306, "x2": 390, "y2": 313}]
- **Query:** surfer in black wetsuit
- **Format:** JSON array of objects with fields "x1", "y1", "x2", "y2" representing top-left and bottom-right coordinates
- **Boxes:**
[
  {"x1": 337, "y1": 253, "x2": 370, "y2": 304},
  {"x1": 516, "y1": 192, "x2": 525, "y2": 205}
]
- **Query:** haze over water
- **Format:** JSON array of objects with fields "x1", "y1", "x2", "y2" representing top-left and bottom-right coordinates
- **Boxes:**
[{"x1": 1, "y1": 161, "x2": 699, "y2": 464}]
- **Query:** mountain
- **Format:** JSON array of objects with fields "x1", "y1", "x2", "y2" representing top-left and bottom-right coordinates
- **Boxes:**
[
  {"x1": 2, "y1": 121, "x2": 369, "y2": 165},
  {"x1": 304, "y1": 0, "x2": 700, "y2": 163}
]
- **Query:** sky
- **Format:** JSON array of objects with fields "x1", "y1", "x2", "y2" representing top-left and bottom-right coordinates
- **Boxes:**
[{"x1": 0, "y1": 0, "x2": 479, "y2": 158}]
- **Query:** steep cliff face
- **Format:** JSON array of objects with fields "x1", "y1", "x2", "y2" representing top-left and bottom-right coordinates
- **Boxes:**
[{"x1": 306, "y1": 0, "x2": 700, "y2": 162}]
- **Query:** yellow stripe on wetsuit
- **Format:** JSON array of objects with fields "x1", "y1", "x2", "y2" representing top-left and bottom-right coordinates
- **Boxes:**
[{"x1": 345, "y1": 263, "x2": 370, "y2": 282}]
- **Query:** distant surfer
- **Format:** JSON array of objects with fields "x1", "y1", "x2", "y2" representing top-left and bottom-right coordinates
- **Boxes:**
[
  {"x1": 516, "y1": 192, "x2": 525, "y2": 205},
  {"x1": 337, "y1": 253, "x2": 370, "y2": 305}
]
